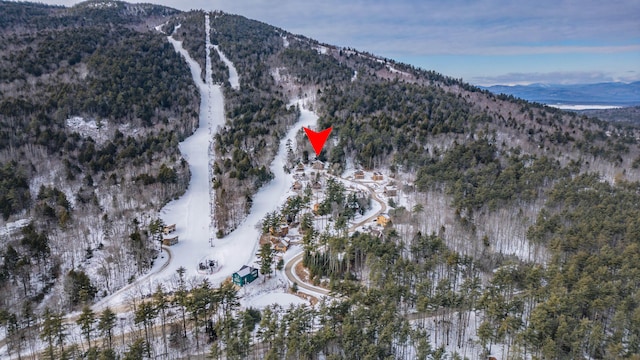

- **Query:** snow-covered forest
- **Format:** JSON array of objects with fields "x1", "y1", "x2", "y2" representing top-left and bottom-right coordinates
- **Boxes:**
[{"x1": 1, "y1": 1, "x2": 640, "y2": 359}]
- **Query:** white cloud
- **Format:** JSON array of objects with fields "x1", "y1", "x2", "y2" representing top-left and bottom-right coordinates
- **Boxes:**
[
  {"x1": 471, "y1": 70, "x2": 640, "y2": 86},
  {"x1": 195, "y1": 0, "x2": 640, "y2": 55},
  {"x1": 35, "y1": 0, "x2": 640, "y2": 56}
]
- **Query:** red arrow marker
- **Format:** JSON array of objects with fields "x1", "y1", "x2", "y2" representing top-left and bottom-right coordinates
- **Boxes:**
[{"x1": 303, "y1": 127, "x2": 332, "y2": 157}]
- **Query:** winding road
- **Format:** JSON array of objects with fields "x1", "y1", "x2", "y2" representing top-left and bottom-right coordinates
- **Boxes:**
[{"x1": 284, "y1": 175, "x2": 388, "y2": 297}]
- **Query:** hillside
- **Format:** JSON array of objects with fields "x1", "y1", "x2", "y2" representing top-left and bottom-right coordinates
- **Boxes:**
[
  {"x1": 580, "y1": 105, "x2": 640, "y2": 125},
  {"x1": 0, "y1": 0, "x2": 198, "y2": 324},
  {"x1": 1, "y1": 2, "x2": 640, "y2": 359}
]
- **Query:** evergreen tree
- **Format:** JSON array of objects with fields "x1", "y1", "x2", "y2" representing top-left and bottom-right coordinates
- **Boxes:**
[
  {"x1": 153, "y1": 284, "x2": 169, "y2": 355},
  {"x1": 40, "y1": 308, "x2": 66, "y2": 359},
  {"x1": 134, "y1": 301, "x2": 157, "y2": 358},
  {"x1": 97, "y1": 307, "x2": 117, "y2": 350},
  {"x1": 77, "y1": 305, "x2": 96, "y2": 350},
  {"x1": 257, "y1": 243, "x2": 274, "y2": 280}
]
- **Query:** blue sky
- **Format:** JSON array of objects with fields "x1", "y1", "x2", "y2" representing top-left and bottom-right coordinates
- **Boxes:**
[{"x1": 40, "y1": 0, "x2": 640, "y2": 85}]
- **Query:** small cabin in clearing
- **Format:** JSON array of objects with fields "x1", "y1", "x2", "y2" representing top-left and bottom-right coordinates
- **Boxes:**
[
  {"x1": 162, "y1": 235, "x2": 179, "y2": 246},
  {"x1": 232, "y1": 265, "x2": 258, "y2": 286},
  {"x1": 384, "y1": 187, "x2": 397, "y2": 196},
  {"x1": 163, "y1": 224, "x2": 176, "y2": 234},
  {"x1": 354, "y1": 170, "x2": 365, "y2": 180},
  {"x1": 372, "y1": 172, "x2": 384, "y2": 181},
  {"x1": 293, "y1": 181, "x2": 303, "y2": 191},
  {"x1": 273, "y1": 240, "x2": 288, "y2": 252},
  {"x1": 295, "y1": 163, "x2": 305, "y2": 172},
  {"x1": 312, "y1": 161, "x2": 324, "y2": 170}
]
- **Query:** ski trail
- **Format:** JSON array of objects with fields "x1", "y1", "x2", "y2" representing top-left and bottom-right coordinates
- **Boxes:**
[
  {"x1": 96, "y1": 15, "x2": 225, "y2": 308},
  {"x1": 153, "y1": 13, "x2": 226, "y2": 281},
  {"x1": 213, "y1": 45, "x2": 240, "y2": 90},
  {"x1": 204, "y1": 98, "x2": 318, "y2": 283},
  {"x1": 208, "y1": 18, "x2": 240, "y2": 90},
  {"x1": 205, "y1": 13, "x2": 214, "y2": 86},
  {"x1": 96, "y1": 13, "x2": 319, "y2": 309}
]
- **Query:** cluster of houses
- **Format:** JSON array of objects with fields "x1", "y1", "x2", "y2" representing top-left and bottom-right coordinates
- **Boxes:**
[
  {"x1": 259, "y1": 222, "x2": 290, "y2": 253},
  {"x1": 353, "y1": 170, "x2": 384, "y2": 181},
  {"x1": 296, "y1": 160, "x2": 325, "y2": 173},
  {"x1": 229, "y1": 166, "x2": 402, "y2": 288}
]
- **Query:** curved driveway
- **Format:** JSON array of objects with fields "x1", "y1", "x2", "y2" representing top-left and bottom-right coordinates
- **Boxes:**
[{"x1": 284, "y1": 175, "x2": 387, "y2": 297}]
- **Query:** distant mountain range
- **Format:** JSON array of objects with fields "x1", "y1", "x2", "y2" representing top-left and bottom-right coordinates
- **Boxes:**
[{"x1": 481, "y1": 81, "x2": 640, "y2": 107}]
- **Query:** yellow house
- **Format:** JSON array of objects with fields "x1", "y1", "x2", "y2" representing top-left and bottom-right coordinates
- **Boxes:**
[
  {"x1": 376, "y1": 215, "x2": 389, "y2": 227},
  {"x1": 372, "y1": 172, "x2": 384, "y2": 181}
]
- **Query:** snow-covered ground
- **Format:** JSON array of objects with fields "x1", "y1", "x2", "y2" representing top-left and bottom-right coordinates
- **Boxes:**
[
  {"x1": 153, "y1": 14, "x2": 225, "y2": 280},
  {"x1": 154, "y1": 21, "x2": 167, "y2": 34},
  {"x1": 0, "y1": 218, "x2": 30, "y2": 237},
  {"x1": 314, "y1": 44, "x2": 328, "y2": 55},
  {"x1": 98, "y1": 13, "x2": 322, "y2": 310},
  {"x1": 243, "y1": 292, "x2": 306, "y2": 308},
  {"x1": 65, "y1": 116, "x2": 137, "y2": 145},
  {"x1": 387, "y1": 65, "x2": 410, "y2": 77},
  {"x1": 213, "y1": 45, "x2": 240, "y2": 89},
  {"x1": 204, "y1": 99, "x2": 318, "y2": 283},
  {"x1": 96, "y1": 15, "x2": 225, "y2": 308}
]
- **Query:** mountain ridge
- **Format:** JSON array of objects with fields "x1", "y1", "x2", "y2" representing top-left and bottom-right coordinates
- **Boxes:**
[{"x1": 481, "y1": 81, "x2": 640, "y2": 107}]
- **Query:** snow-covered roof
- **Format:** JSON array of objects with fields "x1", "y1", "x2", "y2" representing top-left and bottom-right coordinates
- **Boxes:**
[{"x1": 235, "y1": 265, "x2": 256, "y2": 278}]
